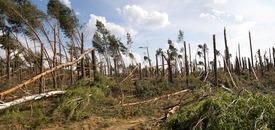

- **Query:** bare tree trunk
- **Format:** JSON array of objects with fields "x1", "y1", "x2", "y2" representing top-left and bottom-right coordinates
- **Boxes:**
[
  {"x1": 188, "y1": 43, "x2": 192, "y2": 74},
  {"x1": 273, "y1": 47, "x2": 275, "y2": 69},
  {"x1": 224, "y1": 27, "x2": 230, "y2": 71},
  {"x1": 269, "y1": 48, "x2": 272, "y2": 68},
  {"x1": 258, "y1": 49, "x2": 264, "y2": 75},
  {"x1": 203, "y1": 44, "x2": 207, "y2": 76},
  {"x1": 162, "y1": 54, "x2": 165, "y2": 77},
  {"x1": 249, "y1": 31, "x2": 254, "y2": 68},
  {"x1": 0, "y1": 59, "x2": 3, "y2": 76},
  {"x1": 91, "y1": 50, "x2": 97, "y2": 81},
  {"x1": 213, "y1": 34, "x2": 218, "y2": 86},
  {"x1": 139, "y1": 63, "x2": 142, "y2": 80},
  {"x1": 184, "y1": 41, "x2": 189, "y2": 85},
  {"x1": 53, "y1": 25, "x2": 57, "y2": 89},
  {"x1": 156, "y1": 53, "x2": 159, "y2": 76},
  {"x1": 248, "y1": 58, "x2": 252, "y2": 74},
  {"x1": 235, "y1": 56, "x2": 240, "y2": 75},
  {"x1": 167, "y1": 50, "x2": 173, "y2": 83},
  {"x1": 39, "y1": 44, "x2": 44, "y2": 93},
  {"x1": 81, "y1": 33, "x2": 85, "y2": 78},
  {"x1": 6, "y1": 47, "x2": 10, "y2": 80},
  {"x1": 70, "y1": 36, "x2": 75, "y2": 85},
  {"x1": 114, "y1": 57, "x2": 117, "y2": 77},
  {"x1": 238, "y1": 44, "x2": 241, "y2": 69}
]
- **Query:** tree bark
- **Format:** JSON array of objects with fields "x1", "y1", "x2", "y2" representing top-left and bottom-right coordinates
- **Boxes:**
[
  {"x1": 139, "y1": 63, "x2": 142, "y2": 80},
  {"x1": 6, "y1": 46, "x2": 10, "y2": 80},
  {"x1": 249, "y1": 31, "x2": 254, "y2": 68},
  {"x1": 189, "y1": 43, "x2": 192, "y2": 73},
  {"x1": 273, "y1": 47, "x2": 275, "y2": 69},
  {"x1": 258, "y1": 49, "x2": 264, "y2": 75},
  {"x1": 0, "y1": 91, "x2": 66, "y2": 110},
  {"x1": 203, "y1": 44, "x2": 207, "y2": 76},
  {"x1": 70, "y1": 36, "x2": 74, "y2": 85},
  {"x1": 184, "y1": 41, "x2": 189, "y2": 85},
  {"x1": 81, "y1": 32, "x2": 85, "y2": 78},
  {"x1": 39, "y1": 43, "x2": 44, "y2": 93},
  {"x1": 224, "y1": 27, "x2": 230, "y2": 71},
  {"x1": 213, "y1": 35, "x2": 218, "y2": 86},
  {"x1": 91, "y1": 50, "x2": 97, "y2": 81},
  {"x1": 167, "y1": 50, "x2": 173, "y2": 83},
  {"x1": 53, "y1": 25, "x2": 57, "y2": 89},
  {"x1": 156, "y1": 53, "x2": 159, "y2": 76},
  {"x1": 162, "y1": 54, "x2": 165, "y2": 77}
]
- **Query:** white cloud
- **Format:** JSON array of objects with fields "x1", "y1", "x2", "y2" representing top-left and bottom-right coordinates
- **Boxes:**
[
  {"x1": 60, "y1": 0, "x2": 71, "y2": 8},
  {"x1": 86, "y1": 14, "x2": 138, "y2": 39},
  {"x1": 199, "y1": 9, "x2": 245, "y2": 23},
  {"x1": 75, "y1": 10, "x2": 80, "y2": 15},
  {"x1": 234, "y1": 15, "x2": 243, "y2": 22},
  {"x1": 117, "y1": 5, "x2": 170, "y2": 29},
  {"x1": 213, "y1": 0, "x2": 227, "y2": 4},
  {"x1": 199, "y1": 9, "x2": 225, "y2": 23}
]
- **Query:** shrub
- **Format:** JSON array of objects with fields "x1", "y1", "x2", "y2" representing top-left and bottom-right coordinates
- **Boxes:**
[{"x1": 166, "y1": 89, "x2": 275, "y2": 129}]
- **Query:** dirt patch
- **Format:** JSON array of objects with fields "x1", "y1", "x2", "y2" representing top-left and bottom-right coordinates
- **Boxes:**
[{"x1": 40, "y1": 116, "x2": 152, "y2": 130}]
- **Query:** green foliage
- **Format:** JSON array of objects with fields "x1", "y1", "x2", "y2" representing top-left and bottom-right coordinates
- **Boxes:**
[
  {"x1": 134, "y1": 78, "x2": 169, "y2": 98},
  {"x1": 53, "y1": 77, "x2": 117, "y2": 121},
  {"x1": 47, "y1": 0, "x2": 79, "y2": 37},
  {"x1": 1, "y1": 109, "x2": 24, "y2": 124},
  {"x1": 166, "y1": 89, "x2": 275, "y2": 129},
  {"x1": 29, "y1": 107, "x2": 51, "y2": 128}
]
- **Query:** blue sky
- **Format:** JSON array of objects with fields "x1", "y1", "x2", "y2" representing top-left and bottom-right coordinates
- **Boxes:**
[{"x1": 30, "y1": 0, "x2": 275, "y2": 66}]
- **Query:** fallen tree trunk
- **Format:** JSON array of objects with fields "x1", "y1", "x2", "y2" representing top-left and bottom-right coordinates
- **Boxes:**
[
  {"x1": 0, "y1": 90, "x2": 66, "y2": 110},
  {"x1": 121, "y1": 89, "x2": 191, "y2": 107},
  {"x1": 0, "y1": 48, "x2": 95, "y2": 99}
]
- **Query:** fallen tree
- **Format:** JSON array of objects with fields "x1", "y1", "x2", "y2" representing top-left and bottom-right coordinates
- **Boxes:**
[
  {"x1": 0, "y1": 90, "x2": 66, "y2": 110},
  {"x1": 0, "y1": 48, "x2": 95, "y2": 99},
  {"x1": 121, "y1": 89, "x2": 191, "y2": 107}
]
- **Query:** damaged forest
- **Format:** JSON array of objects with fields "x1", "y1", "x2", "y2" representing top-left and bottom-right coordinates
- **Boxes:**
[{"x1": 0, "y1": 0, "x2": 275, "y2": 129}]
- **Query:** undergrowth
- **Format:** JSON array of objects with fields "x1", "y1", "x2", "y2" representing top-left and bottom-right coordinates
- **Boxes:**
[
  {"x1": 166, "y1": 86, "x2": 275, "y2": 130},
  {"x1": 53, "y1": 76, "x2": 118, "y2": 121}
]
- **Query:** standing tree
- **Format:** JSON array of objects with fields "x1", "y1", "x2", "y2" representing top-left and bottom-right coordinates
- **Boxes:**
[
  {"x1": 197, "y1": 43, "x2": 208, "y2": 76},
  {"x1": 126, "y1": 33, "x2": 136, "y2": 66},
  {"x1": 213, "y1": 34, "x2": 218, "y2": 86}
]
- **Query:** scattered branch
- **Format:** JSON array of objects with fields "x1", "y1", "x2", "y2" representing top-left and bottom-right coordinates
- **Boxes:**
[{"x1": 121, "y1": 89, "x2": 191, "y2": 107}]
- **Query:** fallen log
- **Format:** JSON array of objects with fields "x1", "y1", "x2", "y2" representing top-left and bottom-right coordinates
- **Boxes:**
[
  {"x1": 0, "y1": 48, "x2": 95, "y2": 99},
  {"x1": 121, "y1": 89, "x2": 191, "y2": 107},
  {"x1": 0, "y1": 90, "x2": 66, "y2": 110}
]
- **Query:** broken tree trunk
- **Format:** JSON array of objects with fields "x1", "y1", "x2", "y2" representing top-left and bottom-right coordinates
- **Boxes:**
[
  {"x1": 156, "y1": 53, "x2": 159, "y2": 76},
  {"x1": 0, "y1": 48, "x2": 95, "y2": 99},
  {"x1": 213, "y1": 34, "x2": 218, "y2": 86},
  {"x1": 184, "y1": 41, "x2": 189, "y2": 85},
  {"x1": 249, "y1": 31, "x2": 254, "y2": 68},
  {"x1": 224, "y1": 27, "x2": 230, "y2": 72},
  {"x1": 167, "y1": 50, "x2": 173, "y2": 83},
  {"x1": 0, "y1": 90, "x2": 66, "y2": 110},
  {"x1": 258, "y1": 49, "x2": 264, "y2": 75}
]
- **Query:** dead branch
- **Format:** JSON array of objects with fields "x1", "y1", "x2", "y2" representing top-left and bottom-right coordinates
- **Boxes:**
[
  {"x1": 0, "y1": 90, "x2": 66, "y2": 110},
  {"x1": 121, "y1": 89, "x2": 191, "y2": 107},
  {"x1": 220, "y1": 84, "x2": 236, "y2": 95},
  {"x1": 0, "y1": 48, "x2": 95, "y2": 99}
]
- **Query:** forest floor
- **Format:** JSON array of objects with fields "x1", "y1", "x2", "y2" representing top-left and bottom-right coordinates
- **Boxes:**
[{"x1": 1, "y1": 70, "x2": 275, "y2": 129}]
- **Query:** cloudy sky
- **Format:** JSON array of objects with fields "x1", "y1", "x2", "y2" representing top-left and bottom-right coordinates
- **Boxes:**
[{"x1": 32, "y1": 0, "x2": 275, "y2": 65}]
